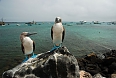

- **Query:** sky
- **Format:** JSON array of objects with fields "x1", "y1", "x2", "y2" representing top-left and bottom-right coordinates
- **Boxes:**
[{"x1": 0, "y1": 0, "x2": 116, "y2": 22}]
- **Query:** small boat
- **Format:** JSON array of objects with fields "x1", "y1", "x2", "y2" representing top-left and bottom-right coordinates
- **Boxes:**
[
  {"x1": 112, "y1": 21, "x2": 116, "y2": 25},
  {"x1": 16, "y1": 24, "x2": 20, "y2": 26},
  {"x1": 25, "y1": 20, "x2": 36, "y2": 26},
  {"x1": 92, "y1": 21, "x2": 101, "y2": 24},
  {"x1": 0, "y1": 18, "x2": 5, "y2": 26},
  {"x1": 80, "y1": 20, "x2": 86, "y2": 24}
]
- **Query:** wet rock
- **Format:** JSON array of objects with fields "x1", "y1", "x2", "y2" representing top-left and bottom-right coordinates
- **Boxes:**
[
  {"x1": 2, "y1": 46, "x2": 80, "y2": 78},
  {"x1": 108, "y1": 62, "x2": 116, "y2": 74},
  {"x1": 84, "y1": 52, "x2": 103, "y2": 64},
  {"x1": 104, "y1": 50, "x2": 116, "y2": 58},
  {"x1": 77, "y1": 50, "x2": 116, "y2": 78},
  {"x1": 77, "y1": 53, "x2": 102, "y2": 75},
  {"x1": 85, "y1": 64, "x2": 101, "y2": 75}
]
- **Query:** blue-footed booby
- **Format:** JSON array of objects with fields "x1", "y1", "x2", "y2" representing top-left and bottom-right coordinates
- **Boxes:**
[
  {"x1": 20, "y1": 32, "x2": 37, "y2": 62},
  {"x1": 51, "y1": 17, "x2": 65, "y2": 51}
]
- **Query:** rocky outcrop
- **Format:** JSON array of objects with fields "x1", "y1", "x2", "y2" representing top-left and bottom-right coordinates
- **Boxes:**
[
  {"x1": 2, "y1": 46, "x2": 116, "y2": 78},
  {"x1": 2, "y1": 46, "x2": 80, "y2": 78},
  {"x1": 77, "y1": 50, "x2": 116, "y2": 78}
]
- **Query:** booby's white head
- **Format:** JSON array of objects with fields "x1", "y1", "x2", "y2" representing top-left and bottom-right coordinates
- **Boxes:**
[
  {"x1": 20, "y1": 32, "x2": 37, "y2": 36},
  {"x1": 55, "y1": 17, "x2": 62, "y2": 23},
  {"x1": 20, "y1": 32, "x2": 37, "y2": 42}
]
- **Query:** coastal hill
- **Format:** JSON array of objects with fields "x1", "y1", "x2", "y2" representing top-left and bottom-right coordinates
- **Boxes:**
[{"x1": 2, "y1": 46, "x2": 116, "y2": 78}]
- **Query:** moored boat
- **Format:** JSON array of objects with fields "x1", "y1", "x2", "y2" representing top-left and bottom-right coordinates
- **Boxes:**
[{"x1": 0, "y1": 18, "x2": 5, "y2": 26}]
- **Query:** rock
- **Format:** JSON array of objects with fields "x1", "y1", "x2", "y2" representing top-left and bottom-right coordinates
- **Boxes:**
[
  {"x1": 103, "y1": 50, "x2": 116, "y2": 58},
  {"x1": 79, "y1": 70, "x2": 92, "y2": 78},
  {"x1": 2, "y1": 46, "x2": 80, "y2": 78},
  {"x1": 84, "y1": 52, "x2": 103, "y2": 64},
  {"x1": 3, "y1": 47, "x2": 116, "y2": 78},
  {"x1": 93, "y1": 73, "x2": 105, "y2": 78},
  {"x1": 111, "y1": 74, "x2": 116, "y2": 78},
  {"x1": 77, "y1": 50, "x2": 116, "y2": 77},
  {"x1": 77, "y1": 53, "x2": 102, "y2": 75},
  {"x1": 109, "y1": 62, "x2": 116, "y2": 73}
]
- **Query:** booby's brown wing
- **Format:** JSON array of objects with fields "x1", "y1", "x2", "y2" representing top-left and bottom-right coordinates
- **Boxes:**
[
  {"x1": 51, "y1": 26, "x2": 53, "y2": 40},
  {"x1": 62, "y1": 26, "x2": 65, "y2": 42},
  {"x1": 33, "y1": 41, "x2": 35, "y2": 51},
  {"x1": 21, "y1": 44, "x2": 24, "y2": 54}
]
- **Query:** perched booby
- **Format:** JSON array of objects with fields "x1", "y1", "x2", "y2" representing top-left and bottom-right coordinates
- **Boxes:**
[
  {"x1": 51, "y1": 17, "x2": 65, "y2": 51},
  {"x1": 20, "y1": 32, "x2": 37, "y2": 62}
]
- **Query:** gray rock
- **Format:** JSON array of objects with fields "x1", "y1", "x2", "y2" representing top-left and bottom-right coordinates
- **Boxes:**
[
  {"x1": 93, "y1": 73, "x2": 106, "y2": 78},
  {"x1": 2, "y1": 46, "x2": 80, "y2": 78}
]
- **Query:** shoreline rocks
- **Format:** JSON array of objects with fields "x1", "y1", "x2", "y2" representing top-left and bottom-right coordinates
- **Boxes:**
[
  {"x1": 2, "y1": 47, "x2": 116, "y2": 78},
  {"x1": 77, "y1": 50, "x2": 116, "y2": 78}
]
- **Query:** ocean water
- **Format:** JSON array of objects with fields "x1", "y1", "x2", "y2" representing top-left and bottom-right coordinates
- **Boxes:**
[{"x1": 0, "y1": 22, "x2": 116, "y2": 76}]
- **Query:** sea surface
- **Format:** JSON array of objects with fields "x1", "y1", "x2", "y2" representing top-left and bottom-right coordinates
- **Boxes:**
[{"x1": 0, "y1": 22, "x2": 116, "y2": 77}]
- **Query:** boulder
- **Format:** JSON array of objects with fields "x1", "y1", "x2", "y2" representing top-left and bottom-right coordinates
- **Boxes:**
[
  {"x1": 93, "y1": 73, "x2": 104, "y2": 78},
  {"x1": 79, "y1": 70, "x2": 92, "y2": 78},
  {"x1": 2, "y1": 46, "x2": 80, "y2": 78},
  {"x1": 111, "y1": 74, "x2": 116, "y2": 78},
  {"x1": 77, "y1": 50, "x2": 116, "y2": 77}
]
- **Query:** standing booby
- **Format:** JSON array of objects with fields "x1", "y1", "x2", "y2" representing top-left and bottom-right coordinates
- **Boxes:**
[
  {"x1": 51, "y1": 17, "x2": 65, "y2": 51},
  {"x1": 20, "y1": 32, "x2": 37, "y2": 62}
]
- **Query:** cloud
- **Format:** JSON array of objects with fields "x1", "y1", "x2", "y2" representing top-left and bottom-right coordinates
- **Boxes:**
[{"x1": 0, "y1": 0, "x2": 116, "y2": 22}]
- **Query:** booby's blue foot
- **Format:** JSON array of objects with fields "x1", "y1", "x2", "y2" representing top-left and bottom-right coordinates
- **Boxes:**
[
  {"x1": 31, "y1": 53, "x2": 37, "y2": 58},
  {"x1": 22, "y1": 56, "x2": 28, "y2": 63},
  {"x1": 50, "y1": 46, "x2": 61, "y2": 52},
  {"x1": 22, "y1": 53, "x2": 37, "y2": 63}
]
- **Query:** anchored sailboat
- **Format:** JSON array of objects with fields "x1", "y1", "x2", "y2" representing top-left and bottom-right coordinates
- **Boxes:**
[{"x1": 0, "y1": 18, "x2": 5, "y2": 26}]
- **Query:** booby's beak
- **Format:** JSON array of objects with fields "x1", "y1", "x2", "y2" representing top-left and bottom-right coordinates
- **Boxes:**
[{"x1": 26, "y1": 32, "x2": 37, "y2": 36}]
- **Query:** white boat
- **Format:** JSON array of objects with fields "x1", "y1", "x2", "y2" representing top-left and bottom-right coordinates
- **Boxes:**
[{"x1": 16, "y1": 24, "x2": 20, "y2": 26}]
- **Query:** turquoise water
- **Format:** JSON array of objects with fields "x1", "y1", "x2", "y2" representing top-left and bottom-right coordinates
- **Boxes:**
[{"x1": 0, "y1": 22, "x2": 116, "y2": 76}]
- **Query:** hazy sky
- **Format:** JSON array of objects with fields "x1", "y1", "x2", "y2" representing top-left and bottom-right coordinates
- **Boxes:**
[{"x1": 0, "y1": 0, "x2": 116, "y2": 22}]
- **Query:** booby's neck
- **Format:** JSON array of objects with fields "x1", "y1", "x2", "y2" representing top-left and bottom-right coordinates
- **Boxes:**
[
  {"x1": 55, "y1": 23, "x2": 62, "y2": 26},
  {"x1": 20, "y1": 36, "x2": 31, "y2": 43},
  {"x1": 55, "y1": 22, "x2": 62, "y2": 24}
]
